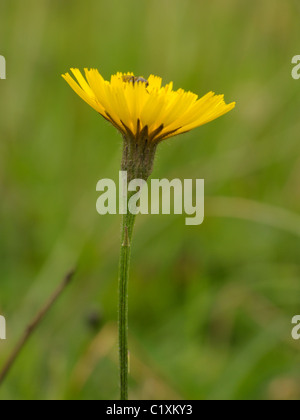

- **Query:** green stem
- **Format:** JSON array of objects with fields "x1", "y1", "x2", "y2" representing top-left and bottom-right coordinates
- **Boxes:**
[
  {"x1": 118, "y1": 133, "x2": 157, "y2": 400},
  {"x1": 118, "y1": 210, "x2": 136, "y2": 400}
]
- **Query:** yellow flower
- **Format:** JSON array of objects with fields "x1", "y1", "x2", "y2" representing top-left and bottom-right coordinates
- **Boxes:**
[{"x1": 62, "y1": 69, "x2": 235, "y2": 143}]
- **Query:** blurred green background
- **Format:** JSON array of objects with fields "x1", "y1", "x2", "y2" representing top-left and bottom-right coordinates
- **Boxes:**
[{"x1": 0, "y1": 0, "x2": 300, "y2": 400}]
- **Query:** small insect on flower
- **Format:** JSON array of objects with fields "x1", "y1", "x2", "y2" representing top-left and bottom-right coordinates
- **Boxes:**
[{"x1": 122, "y1": 74, "x2": 149, "y2": 87}]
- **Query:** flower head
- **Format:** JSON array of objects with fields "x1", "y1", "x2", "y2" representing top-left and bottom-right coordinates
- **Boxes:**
[
  {"x1": 63, "y1": 69, "x2": 235, "y2": 181},
  {"x1": 62, "y1": 69, "x2": 235, "y2": 143}
]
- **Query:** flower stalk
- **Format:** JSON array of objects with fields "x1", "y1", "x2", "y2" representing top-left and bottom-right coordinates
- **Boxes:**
[
  {"x1": 118, "y1": 213, "x2": 135, "y2": 400},
  {"x1": 118, "y1": 131, "x2": 156, "y2": 400}
]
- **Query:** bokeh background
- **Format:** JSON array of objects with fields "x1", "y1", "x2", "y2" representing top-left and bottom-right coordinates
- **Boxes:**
[{"x1": 0, "y1": 0, "x2": 300, "y2": 400}]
